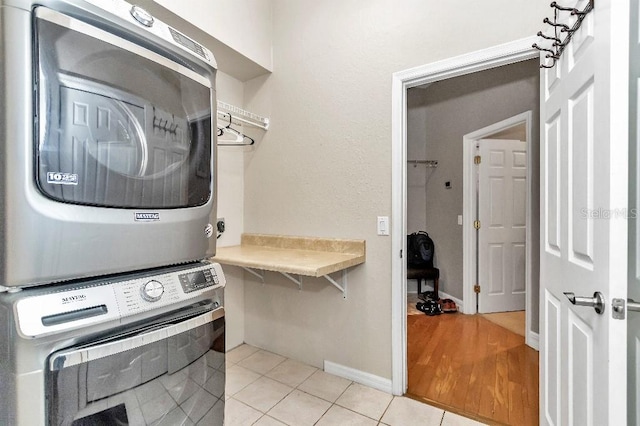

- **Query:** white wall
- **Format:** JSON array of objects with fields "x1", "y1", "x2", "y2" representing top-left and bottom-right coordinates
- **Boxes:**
[
  {"x1": 240, "y1": 0, "x2": 548, "y2": 380},
  {"x1": 214, "y1": 71, "x2": 247, "y2": 350}
]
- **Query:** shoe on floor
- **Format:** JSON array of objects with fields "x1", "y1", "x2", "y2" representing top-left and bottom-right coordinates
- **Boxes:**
[
  {"x1": 440, "y1": 298, "x2": 457, "y2": 313},
  {"x1": 416, "y1": 300, "x2": 442, "y2": 316}
]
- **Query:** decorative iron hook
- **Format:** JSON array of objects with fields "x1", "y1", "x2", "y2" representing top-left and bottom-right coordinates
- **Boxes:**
[
  {"x1": 543, "y1": 17, "x2": 570, "y2": 31},
  {"x1": 532, "y1": 43, "x2": 556, "y2": 56},
  {"x1": 550, "y1": 1, "x2": 575, "y2": 12},
  {"x1": 571, "y1": 1, "x2": 594, "y2": 16},
  {"x1": 540, "y1": 60, "x2": 556, "y2": 69},
  {"x1": 537, "y1": 31, "x2": 562, "y2": 44},
  {"x1": 534, "y1": 0, "x2": 594, "y2": 69}
]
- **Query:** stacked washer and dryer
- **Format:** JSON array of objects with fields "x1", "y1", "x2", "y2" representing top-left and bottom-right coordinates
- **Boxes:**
[{"x1": 0, "y1": 0, "x2": 225, "y2": 424}]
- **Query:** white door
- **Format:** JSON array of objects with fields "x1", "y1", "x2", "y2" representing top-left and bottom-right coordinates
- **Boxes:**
[
  {"x1": 540, "y1": 0, "x2": 629, "y2": 425},
  {"x1": 628, "y1": 0, "x2": 640, "y2": 424},
  {"x1": 478, "y1": 139, "x2": 527, "y2": 313}
]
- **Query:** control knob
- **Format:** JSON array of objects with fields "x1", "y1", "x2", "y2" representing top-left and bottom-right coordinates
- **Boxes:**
[
  {"x1": 141, "y1": 280, "x2": 164, "y2": 302},
  {"x1": 130, "y1": 6, "x2": 154, "y2": 27}
]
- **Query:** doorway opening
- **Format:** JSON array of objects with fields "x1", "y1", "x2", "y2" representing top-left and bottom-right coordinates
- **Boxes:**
[
  {"x1": 462, "y1": 112, "x2": 536, "y2": 348},
  {"x1": 391, "y1": 37, "x2": 541, "y2": 397}
]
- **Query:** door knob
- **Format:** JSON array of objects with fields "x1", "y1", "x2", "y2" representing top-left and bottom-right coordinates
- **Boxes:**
[{"x1": 564, "y1": 291, "x2": 605, "y2": 314}]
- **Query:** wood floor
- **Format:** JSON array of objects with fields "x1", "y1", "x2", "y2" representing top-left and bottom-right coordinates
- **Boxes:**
[{"x1": 407, "y1": 312, "x2": 539, "y2": 425}]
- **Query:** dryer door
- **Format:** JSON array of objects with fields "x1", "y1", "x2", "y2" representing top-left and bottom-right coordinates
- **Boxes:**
[{"x1": 46, "y1": 307, "x2": 225, "y2": 426}]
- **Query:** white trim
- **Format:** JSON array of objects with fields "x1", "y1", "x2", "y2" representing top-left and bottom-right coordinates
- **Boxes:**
[
  {"x1": 393, "y1": 36, "x2": 539, "y2": 90},
  {"x1": 527, "y1": 331, "x2": 540, "y2": 351},
  {"x1": 391, "y1": 57, "x2": 408, "y2": 397},
  {"x1": 461, "y1": 111, "x2": 536, "y2": 352},
  {"x1": 391, "y1": 36, "x2": 540, "y2": 395},
  {"x1": 324, "y1": 360, "x2": 393, "y2": 394}
]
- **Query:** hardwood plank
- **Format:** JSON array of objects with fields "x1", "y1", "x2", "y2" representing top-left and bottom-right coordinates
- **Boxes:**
[
  {"x1": 441, "y1": 315, "x2": 476, "y2": 407},
  {"x1": 407, "y1": 311, "x2": 539, "y2": 425},
  {"x1": 464, "y1": 316, "x2": 488, "y2": 416},
  {"x1": 493, "y1": 327, "x2": 510, "y2": 424},
  {"x1": 477, "y1": 322, "x2": 500, "y2": 420},
  {"x1": 508, "y1": 381, "x2": 526, "y2": 425}
]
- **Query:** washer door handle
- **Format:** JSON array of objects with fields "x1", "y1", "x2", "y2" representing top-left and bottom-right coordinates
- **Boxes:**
[{"x1": 564, "y1": 291, "x2": 605, "y2": 314}]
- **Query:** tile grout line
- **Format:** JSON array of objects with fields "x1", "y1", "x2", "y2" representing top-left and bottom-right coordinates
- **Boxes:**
[
  {"x1": 244, "y1": 354, "x2": 363, "y2": 425},
  {"x1": 377, "y1": 394, "x2": 395, "y2": 424},
  {"x1": 264, "y1": 362, "x2": 348, "y2": 425}
]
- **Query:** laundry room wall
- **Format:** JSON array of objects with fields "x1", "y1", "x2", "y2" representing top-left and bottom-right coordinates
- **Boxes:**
[
  {"x1": 213, "y1": 71, "x2": 248, "y2": 350},
  {"x1": 240, "y1": 0, "x2": 547, "y2": 381},
  {"x1": 407, "y1": 59, "x2": 540, "y2": 330}
]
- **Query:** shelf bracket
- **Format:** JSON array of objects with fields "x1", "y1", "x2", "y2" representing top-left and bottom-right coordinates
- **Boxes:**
[
  {"x1": 280, "y1": 272, "x2": 302, "y2": 290},
  {"x1": 238, "y1": 266, "x2": 349, "y2": 298},
  {"x1": 323, "y1": 270, "x2": 348, "y2": 299},
  {"x1": 241, "y1": 267, "x2": 264, "y2": 282}
]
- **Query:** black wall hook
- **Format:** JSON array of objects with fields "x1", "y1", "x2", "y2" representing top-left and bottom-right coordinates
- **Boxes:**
[
  {"x1": 550, "y1": 1, "x2": 575, "y2": 12},
  {"x1": 534, "y1": 0, "x2": 595, "y2": 69}
]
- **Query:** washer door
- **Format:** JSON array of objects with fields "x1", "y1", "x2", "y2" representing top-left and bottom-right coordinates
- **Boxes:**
[
  {"x1": 35, "y1": 7, "x2": 213, "y2": 209},
  {"x1": 46, "y1": 307, "x2": 224, "y2": 426}
]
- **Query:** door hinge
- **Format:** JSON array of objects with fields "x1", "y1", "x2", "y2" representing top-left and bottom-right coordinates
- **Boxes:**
[
  {"x1": 400, "y1": 249, "x2": 403, "y2": 258},
  {"x1": 474, "y1": 220, "x2": 481, "y2": 230},
  {"x1": 474, "y1": 155, "x2": 482, "y2": 165},
  {"x1": 474, "y1": 285, "x2": 481, "y2": 294}
]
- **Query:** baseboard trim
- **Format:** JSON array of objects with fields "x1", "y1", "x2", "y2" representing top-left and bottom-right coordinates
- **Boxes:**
[
  {"x1": 527, "y1": 330, "x2": 540, "y2": 351},
  {"x1": 323, "y1": 360, "x2": 393, "y2": 394}
]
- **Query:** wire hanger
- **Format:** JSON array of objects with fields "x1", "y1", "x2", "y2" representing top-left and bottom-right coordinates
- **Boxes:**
[{"x1": 217, "y1": 113, "x2": 255, "y2": 146}]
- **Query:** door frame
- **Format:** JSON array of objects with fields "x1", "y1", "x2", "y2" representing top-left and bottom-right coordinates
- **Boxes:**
[
  {"x1": 462, "y1": 112, "x2": 537, "y2": 350},
  {"x1": 390, "y1": 36, "x2": 540, "y2": 395}
]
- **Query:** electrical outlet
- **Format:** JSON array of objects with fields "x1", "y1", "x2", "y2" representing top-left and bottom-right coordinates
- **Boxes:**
[{"x1": 217, "y1": 218, "x2": 225, "y2": 234}]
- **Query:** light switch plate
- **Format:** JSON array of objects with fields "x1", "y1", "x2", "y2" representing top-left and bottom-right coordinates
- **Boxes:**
[{"x1": 377, "y1": 216, "x2": 389, "y2": 236}]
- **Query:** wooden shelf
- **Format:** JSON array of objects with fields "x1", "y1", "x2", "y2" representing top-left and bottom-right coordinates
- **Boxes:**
[{"x1": 213, "y1": 234, "x2": 366, "y2": 298}]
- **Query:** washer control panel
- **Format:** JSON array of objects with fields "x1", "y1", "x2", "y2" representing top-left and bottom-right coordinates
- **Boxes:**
[
  {"x1": 114, "y1": 263, "x2": 223, "y2": 316},
  {"x1": 15, "y1": 262, "x2": 225, "y2": 338},
  {"x1": 82, "y1": 0, "x2": 214, "y2": 64},
  {"x1": 179, "y1": 268, "x2": 219, "y2": 293}
]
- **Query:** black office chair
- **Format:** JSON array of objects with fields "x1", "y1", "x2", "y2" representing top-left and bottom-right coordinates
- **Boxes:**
[
  {"x1": 407, "y1": 232, "x2": 439, "y2": 300},
  {"x1": 407, "y1": 266, "x2": 439, "y2": 300}
]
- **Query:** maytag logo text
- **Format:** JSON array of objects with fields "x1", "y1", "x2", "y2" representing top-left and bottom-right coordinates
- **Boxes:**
[
  {"x1": 135, "y1": 212, "x2": 161, "y2": 222},
  {"x1": 61, "y1": 294, "x2": 87, "y2": 304}
]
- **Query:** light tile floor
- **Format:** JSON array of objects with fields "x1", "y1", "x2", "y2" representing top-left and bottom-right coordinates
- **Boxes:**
[{"x1": 226, "y1": 344, "x2": 486, "y2": 426}]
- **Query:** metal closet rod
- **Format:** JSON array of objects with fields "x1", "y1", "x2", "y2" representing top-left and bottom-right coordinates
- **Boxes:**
[
  {"x1": 217, "y1": 101, "x2": 270, "y2": 130},
  {"x1": 407, "y1": 160, "x2": 439, "y2": 167}
]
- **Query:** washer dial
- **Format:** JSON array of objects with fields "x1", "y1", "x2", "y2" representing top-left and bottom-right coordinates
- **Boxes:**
[
  {"x1": 130, "y1": 6, "x2": 154, "y2": 27},
  {"x1": 141, "y1": 280, "x2": 164, "y2": 302}
]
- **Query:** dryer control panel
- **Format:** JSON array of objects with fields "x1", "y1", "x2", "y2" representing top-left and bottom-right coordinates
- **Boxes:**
[{"x1": 15, "y1": 262, "x2": 225, "y2": 338}]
